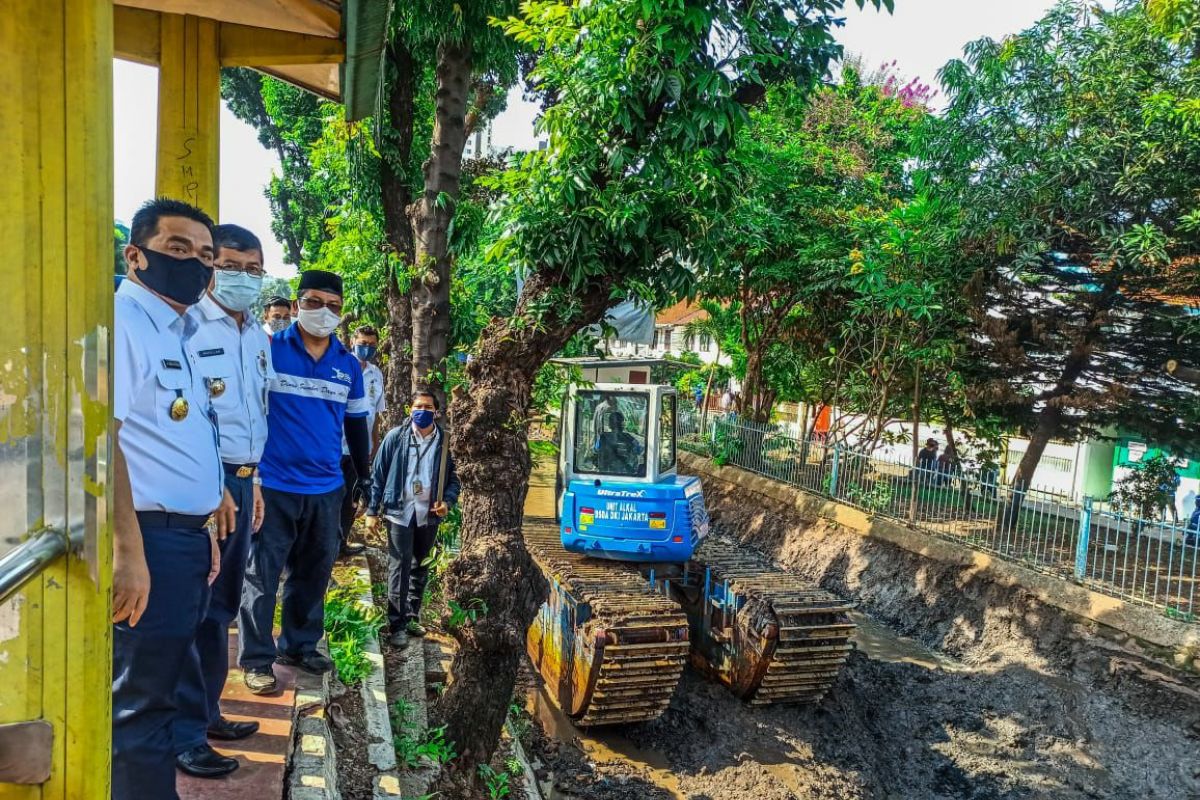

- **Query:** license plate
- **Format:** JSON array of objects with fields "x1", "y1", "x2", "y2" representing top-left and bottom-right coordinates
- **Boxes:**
[
  {"x1": 649, "y1": 519, "x2": 666, "y2": 529},
  {"x1": 580, "y1": 513, "x2": 594, "y2": 524}
]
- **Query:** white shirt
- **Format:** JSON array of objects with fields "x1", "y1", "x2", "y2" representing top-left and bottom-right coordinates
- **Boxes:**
[
  {"x1": 114, "y1": 281, "x2": 223, "y2": 515},
  {"x1": 342, "y1": 360, "x2": 387, "y2": 454},
  {"x1": 191, "y1": 294, "x2": 273, "y2": 464},
  {"x1": 384, "y1": 425, "x2": 439, "y2": 527}
]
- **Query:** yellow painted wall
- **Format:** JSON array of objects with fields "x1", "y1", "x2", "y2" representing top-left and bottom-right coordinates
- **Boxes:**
[{"x1": 0, "y1": 0, "x2": 114, "y2": 797}]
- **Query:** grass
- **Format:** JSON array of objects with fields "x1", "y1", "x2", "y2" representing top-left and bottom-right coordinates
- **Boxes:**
[{"x1": 323, "y1": 579, "x2": 385, "y2": 686}]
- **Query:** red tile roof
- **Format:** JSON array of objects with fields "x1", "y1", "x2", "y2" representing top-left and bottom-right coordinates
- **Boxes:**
[{"x1": 656, "y1": 300, "x2": 708, "y2": 326}]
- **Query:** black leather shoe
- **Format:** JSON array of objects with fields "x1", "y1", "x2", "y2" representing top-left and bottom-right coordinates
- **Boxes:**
[
  {"x1": 277, "y1": 651, "x2": 334, "y2": 674},
  {"x1": 207, "y1": 716, "x2": 259, "y2": 741},
  {"x1": 176, "y1": 744, "x2": 238, "y2": 778},
  {"x1": 339, "y1": 542, "x2": 366, "y2": 557}
]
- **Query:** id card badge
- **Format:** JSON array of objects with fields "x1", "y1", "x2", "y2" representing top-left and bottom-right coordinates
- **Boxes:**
[{"x1": 412, "y1": 479, "x2": 424, "y2": 497}]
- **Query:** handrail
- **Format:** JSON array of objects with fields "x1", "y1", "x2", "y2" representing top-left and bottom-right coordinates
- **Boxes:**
[{"x1": 0, "y1": 528, "x2": 69, "y2": 604}]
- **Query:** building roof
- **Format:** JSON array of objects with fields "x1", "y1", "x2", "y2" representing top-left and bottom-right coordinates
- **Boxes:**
[
  {"x1": 114, "y1": 0, "x2": 387, "y2": 120},
  {"x1": 656, "y1": 300, "x2": 708, "y2": 326},
  {"x1": 550, "y1": 357, "x2": 693, "y2": 370}
]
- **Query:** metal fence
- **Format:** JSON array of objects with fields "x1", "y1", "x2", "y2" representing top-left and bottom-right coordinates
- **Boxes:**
[{"x1": 679, "y1": 408, "x2": 1198, "y2": 621}]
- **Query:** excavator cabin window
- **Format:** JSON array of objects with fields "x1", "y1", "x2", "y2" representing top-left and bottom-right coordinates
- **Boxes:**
[{"x1": 574, "y1": 391, "x2": 648, "y2": 477}]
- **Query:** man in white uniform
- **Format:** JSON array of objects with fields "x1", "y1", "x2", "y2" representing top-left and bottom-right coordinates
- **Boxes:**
[
  {"x1": 173, "y1": 224, "x2": 273, "y2": 778},
  {"x1": 338, "y1": 325, "x2": 387, "y2": 557},
  {"x1": 112, "y1": 198, "x2": 236, "y2": 800}
]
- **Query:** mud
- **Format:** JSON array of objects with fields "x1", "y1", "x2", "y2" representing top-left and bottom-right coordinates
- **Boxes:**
[{"x1": 523, "y1": 472, "x2": 1200, "y2": 800}]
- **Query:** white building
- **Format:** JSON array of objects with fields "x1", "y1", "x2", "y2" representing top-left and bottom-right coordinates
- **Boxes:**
[{"x1": 607, "y1": 300, "x2": 729, "y2": 368}]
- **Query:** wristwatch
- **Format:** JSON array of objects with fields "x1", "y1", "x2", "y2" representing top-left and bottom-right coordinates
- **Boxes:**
[{"x1": 252, "y1": 475, "x2": 263, "y2": 486}]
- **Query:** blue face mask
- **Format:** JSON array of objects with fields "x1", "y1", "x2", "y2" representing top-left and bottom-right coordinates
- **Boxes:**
[
  {"x1": 353, "y1": 343, "x2": 377, "y2": 362},
  {"x1": 412, "y1": 409, "x2": 435, "y2": 429}
]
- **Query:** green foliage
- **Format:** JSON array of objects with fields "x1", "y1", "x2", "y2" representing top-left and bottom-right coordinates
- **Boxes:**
[
  {"x1": 391, "y1": 699, "x2": 458, "y2": 769},
  {"x1": 1109, "y1": 454, "x2": 1181, "y2": 518},
  {"x1": 527, "y1": 438, "x2": 559, "y2": 469},
  {"x1": 477, "y1": 764, "x2": 511, "y2": 799},
  {"x1": 710, "y1": 423, "x2": 745, "y2": 467},
  {"x1": 323, "y1": 581, "x2": 385, "y2": 686},
  {"x1": 933, "y1": 1, "x2": 1200, "y2": 454},
  {"x1": 114, "y1": 222, "x2": 129, "y2": 276},
  {"x1": 446, "y1": 597, "x2": 488, "y2": 631}
]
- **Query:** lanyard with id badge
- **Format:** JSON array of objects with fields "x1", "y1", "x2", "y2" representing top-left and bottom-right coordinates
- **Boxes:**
[{"x1": 410, "y1": 431, "x2": 437, "y2": 498}]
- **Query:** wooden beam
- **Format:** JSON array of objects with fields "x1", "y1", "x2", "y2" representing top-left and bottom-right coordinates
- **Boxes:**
[
  {"x1": 155, "y1": 13, "x2": 220, "y2": 216},
  {"x1": 113, "y1": 5, "x2": 161, "y2": 66},
  {"x1": 219, "y1": 22, "x2": 344, "y2": 67}
]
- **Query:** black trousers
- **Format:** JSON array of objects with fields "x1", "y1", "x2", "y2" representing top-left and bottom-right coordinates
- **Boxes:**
[
  {"x1": 238, "y1": 485, "x2": 344, "y2": 669},
  {"x1": 386, "y1": 515, "x2": 439, "y2": 630},
  {"x1": 339, "y1": 455, "x2": 360, "y2": 546}
]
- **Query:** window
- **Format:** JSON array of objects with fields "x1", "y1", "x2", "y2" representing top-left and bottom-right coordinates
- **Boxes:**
[
  {"x1": 574, "y1": 391, "x2": 649, "y2": 477},
  {"x1": 659, "y1": 394, "x2": 677, "y2": 473},
  {"x1": 663, "y1": 328, "x2": 672, "y2": 352}
]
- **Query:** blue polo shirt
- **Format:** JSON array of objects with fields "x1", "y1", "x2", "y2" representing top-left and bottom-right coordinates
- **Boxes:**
[{"x1": 259, "y1": 323, "x2": 369, "y2": 494}]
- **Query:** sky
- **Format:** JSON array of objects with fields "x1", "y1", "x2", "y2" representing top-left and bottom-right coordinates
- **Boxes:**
[{"x1": 113, "y1": 0, "x2": 1068, "y2": 279}]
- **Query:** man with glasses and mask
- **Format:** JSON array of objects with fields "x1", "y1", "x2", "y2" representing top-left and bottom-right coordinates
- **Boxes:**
[
  {"x1": 238, "y1": 269, "x2": 372, "y2": 695},
  {"x1": 173, "y1": 224, "x2": 272, "y2": 778},
  {"x1": 338, "y1": 324, "x2": 387, "y2": 557},
  {"x1": 112, "y1": 198, "x2": 237, "y2": 800}
]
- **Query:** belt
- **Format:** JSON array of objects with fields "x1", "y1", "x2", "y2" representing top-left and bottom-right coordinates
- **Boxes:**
[
  {"x1": 223, "y1": 463, "x2": 257, "y2": 478},
  {"x1": 136, "y1": 511, "x2": 210, "y2": 530}
]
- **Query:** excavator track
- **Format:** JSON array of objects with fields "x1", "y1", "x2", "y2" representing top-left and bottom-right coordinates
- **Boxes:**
[
  {"x1": 525, "y1": 517, "x2": 856, "y2": 725},
  {"x1": 525, "y1": 518, "x2": 690, "y2": 727},
  {"x1": 683, "y1": 536, "x2": 856, "y2": 706}
]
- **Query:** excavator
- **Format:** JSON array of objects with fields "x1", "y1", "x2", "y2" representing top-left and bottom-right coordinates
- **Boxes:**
[{"x1": 525, "y1": 382, "x2": 856, "y2": 726}]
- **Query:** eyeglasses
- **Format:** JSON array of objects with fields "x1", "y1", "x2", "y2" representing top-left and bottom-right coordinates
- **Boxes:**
[
  {"x1": 215, "y1": 262, "x2": 266, "y2": 278},
  {"x1": 297, "y1": 296, "x2": 344, "y2": 314}
]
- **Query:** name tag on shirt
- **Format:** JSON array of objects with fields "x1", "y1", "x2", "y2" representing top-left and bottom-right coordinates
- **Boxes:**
[
  {"x1": 161, "y1": 359, "x2": 183, "y2": 370},
  {"x1": 198, "y1": 348, "x2": 225, "y2": 358}
]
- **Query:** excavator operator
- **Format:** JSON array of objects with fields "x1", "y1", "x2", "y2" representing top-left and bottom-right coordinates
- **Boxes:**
[{"x1": 597, "y1": 411, "x2": 643, "y2": 476}]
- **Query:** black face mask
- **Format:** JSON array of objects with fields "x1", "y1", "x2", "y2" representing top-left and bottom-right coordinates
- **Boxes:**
[{"x1": 134, "y1": 246, "x2": 213, "y2": 307}]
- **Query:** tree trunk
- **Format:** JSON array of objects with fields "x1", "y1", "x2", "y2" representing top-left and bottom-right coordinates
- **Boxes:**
[
  {"x1": 1000, "y1": 283, "x2": 1118, "y2": 530},
  {"x1": 436, "y1": 272, "x2": 617, "y2": 794},
  {"x1": 379, "y1": 40, "x2": 418, "y2": 424},
  {"x1": 742, "y1": 348, "x2": 771, "y2": 423},
  {"x1": 409, "y1": 41, "x2": 472, "y2": 405}
]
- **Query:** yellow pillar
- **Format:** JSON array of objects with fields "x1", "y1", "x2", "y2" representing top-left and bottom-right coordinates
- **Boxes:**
[
  {"x1": 0, "y1": 0, "x2": 113, "y2": 798},
  {"x1": 155, "y1": 13, "x2": 220, "y2": 217}
]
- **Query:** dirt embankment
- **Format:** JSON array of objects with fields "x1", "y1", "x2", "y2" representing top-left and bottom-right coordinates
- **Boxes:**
[{"x1": 528, "y1": 471, "x2": 1200, "y2": 800}]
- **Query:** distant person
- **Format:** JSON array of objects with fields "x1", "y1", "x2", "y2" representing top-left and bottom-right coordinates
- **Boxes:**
[
  {"x1": 937, "y1": 441, "x2": 960, "y2": 487},
  {"x1": 597, "y1": 412, "x2": 643, "y2": 475},
  {"x1": 916, "y1": 438, "x2": 939, "y2": 483},
  {"x1": 261, "y1": 294, "x2": 291, "y2": 335},
  {"x1": 339, "y1": 325, "x2": 387, "y2": 557},
  {"x1": 1159, "y1": 469, "x2": 1181, "y2": 524},
  {"x1": 1186, "y1": 497, "x2": 1200, "y2": 546},
  {"x1": 363, "y1": 390, "x2": 460, "y2": 648},
  {"x1": 692, "y1": 384, "x2": 703, "y2": 410}
]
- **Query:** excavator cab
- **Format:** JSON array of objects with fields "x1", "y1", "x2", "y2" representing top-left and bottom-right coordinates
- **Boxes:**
[{"x1": 556, "y1": 383, "x2": 709, "y2": 563}]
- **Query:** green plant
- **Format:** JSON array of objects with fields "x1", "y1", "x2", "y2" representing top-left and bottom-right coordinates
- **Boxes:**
[
  {"x1": 528, "y1": 438, "x2": 559, "y2": 469},
  {"x1": 446, "y1": 597, "x2": 488, "y2": 630},
  {"x1": 323, "y1": 580, "x2": 384, "y2": 686},
  {"x1": 477, "y1": 764, "x2": 511, "y2": 799},
  {"x1": 710, "y1": 424, "x2": 744, "y2": 467},
  {"x1": 1109, "y1": 454, "x2": 1181, "y2": 520},
  {"x1": 391, "y1": 700, "x2": 458, "y2": 769},
  {"x1": 505, "y1": 702, "x2": 531, "y2": 744},
  {"x1": 505, "y1": 757, "x2": 523, "y2": 777},
  {"x1": 845, "y1": 481, "x2": 894, "y2": 514}
]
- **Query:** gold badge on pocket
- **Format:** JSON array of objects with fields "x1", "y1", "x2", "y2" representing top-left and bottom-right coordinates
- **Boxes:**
[
  {"x1": 170, "y1": 392, "x2": 189, "y2": 421},
  {"x1": 206, "y1": 377, "x2": 226, "y2": 398}
]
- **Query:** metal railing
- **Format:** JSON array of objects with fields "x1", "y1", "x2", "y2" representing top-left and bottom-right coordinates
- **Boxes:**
[
  {"x1": 0, "y1": 528, "x2": 70, "y2": 603},
  {"x1": 679, "y1": 408, "x2": 1199, "y2": 621}
]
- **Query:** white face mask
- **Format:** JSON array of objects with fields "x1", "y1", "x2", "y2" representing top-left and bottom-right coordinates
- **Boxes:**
[
  {"x1": 297, "y1": 306, "x2": 341, "y2": 338},
  {"x1": 211, "y1": 270, "x2": 263, "y2": 313},
  {"x1": 265, "y1": 318, "x2": 290, "y2": 334}
]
